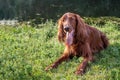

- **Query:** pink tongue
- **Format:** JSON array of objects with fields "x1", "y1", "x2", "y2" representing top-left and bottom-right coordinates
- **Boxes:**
[{"x1": 66, "y1": 32, "x2": 73, "y2": 45}]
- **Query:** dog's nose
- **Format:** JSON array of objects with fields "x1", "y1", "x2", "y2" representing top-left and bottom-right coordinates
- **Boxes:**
[{"x1": 64, "y1": 27, "x2": 70, "y2": 32}]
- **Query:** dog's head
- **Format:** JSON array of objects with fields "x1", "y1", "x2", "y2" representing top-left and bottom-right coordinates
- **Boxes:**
[{"x1": 58, "y1": 12, "x2": 87, "y2": 46}]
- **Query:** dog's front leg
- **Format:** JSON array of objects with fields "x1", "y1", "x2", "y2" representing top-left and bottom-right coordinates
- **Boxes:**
[
  {"x1": 75, "y1": 43, "x2": 93, "y2": 75},
  {"x1": 75, "y1": 58, "x2": 89, "y2": 75},
  {"x1": 45, "y1": 54, "x2": 69, "y2": 71},
  {"x1": 45, "y1": 45, "x2": 71, "y2": 71}
]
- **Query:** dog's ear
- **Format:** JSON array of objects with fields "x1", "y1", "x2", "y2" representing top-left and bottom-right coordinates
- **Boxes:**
[
  {"x1": 57, "y1": 17, "x2": 65, "y2": 42},
  {"x1": 75, "y1": 14, "x2": 88, "y2": 42}
]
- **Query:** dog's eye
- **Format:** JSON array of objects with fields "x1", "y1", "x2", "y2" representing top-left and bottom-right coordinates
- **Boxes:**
[
  {"x1": 62, "y1": 16, "x2": 67, "y2": 22},
  {"x1": 63, "y1": 19, "x2": 65, "y2": 22},
  {"x1": 69, "y1": 17, "x2": 75, "y2": 21},
  {"x1": 69, "y1": 17, "x2": 73, "y2": 20}
]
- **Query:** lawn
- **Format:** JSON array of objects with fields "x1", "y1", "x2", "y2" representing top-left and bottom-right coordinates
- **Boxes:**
[{"x1": 0, "y1": 18, "x2": 120, "y2": 80}]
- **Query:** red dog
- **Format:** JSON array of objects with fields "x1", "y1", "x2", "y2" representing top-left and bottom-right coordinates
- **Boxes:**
[{"x1": 45, "y1": 12, "x2": 109, "y2": 75}]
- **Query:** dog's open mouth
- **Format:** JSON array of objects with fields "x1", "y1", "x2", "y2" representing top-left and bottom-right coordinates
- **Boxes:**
[{"x1": 65, "y1": 30, "x2": 74, "y2": 46}]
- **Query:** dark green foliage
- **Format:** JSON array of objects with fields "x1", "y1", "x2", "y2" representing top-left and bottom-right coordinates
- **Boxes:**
[
  {"x1": 84, "y1": 17, "x2": 120, "y2": 25},
  {"x1": 0, "y1": 0, "x2": 120, "y2": 20}
]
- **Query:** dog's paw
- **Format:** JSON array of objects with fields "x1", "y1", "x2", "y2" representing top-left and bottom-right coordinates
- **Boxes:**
[
  {"x1": 45, "y1": 66, "x2": 52, "y2": 71},
  {"x1": 74, "y1": 69, "x2": 84, "y2": 75},
  {"x1": 45, "y1": 64, "x2": 56, "y2": 71}
]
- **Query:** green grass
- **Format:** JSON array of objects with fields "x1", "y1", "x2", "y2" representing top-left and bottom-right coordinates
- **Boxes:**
[{"x1": 0, "y1": 19, "x2": 120, "y2": 80}]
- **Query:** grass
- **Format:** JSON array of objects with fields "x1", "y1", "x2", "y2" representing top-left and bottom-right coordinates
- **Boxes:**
[{"x1": 0, "y1": 19, "x2": 120, "y2": 80}]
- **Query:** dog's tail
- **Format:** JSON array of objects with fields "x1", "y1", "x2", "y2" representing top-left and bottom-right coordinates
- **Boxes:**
[{"x1": 101, "y1": 33, "x2": 109, "y2": 49}]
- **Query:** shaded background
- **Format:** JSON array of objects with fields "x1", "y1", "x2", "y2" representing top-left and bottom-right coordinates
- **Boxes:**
[{"x1": 0, "y1": 0, "x2": 120, "y2": 20}]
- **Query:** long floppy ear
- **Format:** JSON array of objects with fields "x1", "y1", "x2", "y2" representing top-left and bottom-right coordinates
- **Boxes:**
[
  {"x1": 57, "y1": 17, "x2": 65, "y2": 42},
  {"x1": 75, "y1": 14, "x2": 88, "y2": 42}
]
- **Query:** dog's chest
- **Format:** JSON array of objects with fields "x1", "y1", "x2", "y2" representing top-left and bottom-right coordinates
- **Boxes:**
[{"x1": 69, "y1": 45, "x2": 82, "y2": 57}]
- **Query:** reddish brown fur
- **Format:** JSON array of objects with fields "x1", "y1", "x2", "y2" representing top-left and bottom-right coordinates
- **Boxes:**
[{"x1": 45, "y1": 12, "x2": 109, "y2": 75}]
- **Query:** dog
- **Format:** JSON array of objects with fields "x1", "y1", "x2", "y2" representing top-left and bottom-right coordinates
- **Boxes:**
[{"x1": 45, "y1": 12, "x2": 109, "y2": 75}]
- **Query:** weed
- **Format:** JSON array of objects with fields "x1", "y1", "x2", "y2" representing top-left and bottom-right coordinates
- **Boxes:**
[{"x1": 0, "y1": 18, "x2": 120, "y2": 80}]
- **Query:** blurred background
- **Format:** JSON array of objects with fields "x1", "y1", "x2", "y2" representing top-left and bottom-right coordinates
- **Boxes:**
[{"x1": 0, "y1": 0, "x2": 120, "y2": 21}]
